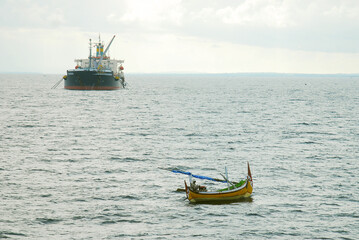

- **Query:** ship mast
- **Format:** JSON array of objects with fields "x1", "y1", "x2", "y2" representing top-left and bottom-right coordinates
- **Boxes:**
[{"x1": 88, "y1": 39, "x2": 92, "y2": 69}]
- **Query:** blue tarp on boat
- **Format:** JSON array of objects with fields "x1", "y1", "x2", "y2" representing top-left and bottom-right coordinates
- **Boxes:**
[{"x1": 171, "y1": 170, "x2": 226, "y2": 183}]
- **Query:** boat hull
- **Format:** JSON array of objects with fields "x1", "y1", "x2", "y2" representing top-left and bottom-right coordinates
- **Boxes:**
[{"x1": 65, "y1": 70, "x2": 124, "y2": 90}]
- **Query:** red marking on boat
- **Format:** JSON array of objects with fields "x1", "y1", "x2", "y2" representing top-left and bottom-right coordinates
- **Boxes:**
[{"x1": 65, "y1": 86, "x2": 120, "y2": 90}]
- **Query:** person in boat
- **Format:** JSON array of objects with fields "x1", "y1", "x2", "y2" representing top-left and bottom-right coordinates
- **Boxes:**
[
  {"x1": 190, "y1": 180, "x2": 207, "y2": 192},
  {"x1": 190, "y1": 180, "x2": 199, "y2": 192}
]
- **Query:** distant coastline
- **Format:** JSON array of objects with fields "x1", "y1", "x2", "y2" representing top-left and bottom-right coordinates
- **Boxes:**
[
  {"x1": 124, "y1": 72, "x2": 359, "y2": 78},
  {"x1": 1, "y1": 72, "x2": 359, "y2": 77}
]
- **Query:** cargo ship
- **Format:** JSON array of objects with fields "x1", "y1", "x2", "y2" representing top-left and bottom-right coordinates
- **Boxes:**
[{"x1": 63, "y1": 35, "x2": 125, "y2": 90}]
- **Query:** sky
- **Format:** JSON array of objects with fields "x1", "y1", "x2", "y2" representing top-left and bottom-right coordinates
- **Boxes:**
[{"x1": 0, "y1": 0, "x2": 359, "y2": 74}]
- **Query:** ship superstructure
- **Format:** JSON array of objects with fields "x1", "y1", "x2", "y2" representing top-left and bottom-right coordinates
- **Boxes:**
[{"x1": 64, "y1": 35, "x2": 125, "y2": 90}]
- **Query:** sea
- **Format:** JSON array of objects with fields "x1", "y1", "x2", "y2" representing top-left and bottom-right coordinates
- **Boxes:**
[{"x1": 1, "y1": 73, "x2": 358, "y2": 239}]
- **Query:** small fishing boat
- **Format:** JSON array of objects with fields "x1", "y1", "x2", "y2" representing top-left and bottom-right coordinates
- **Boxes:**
[{"x1": 184, "y1": 163, "x2": 253, "y2": 203}]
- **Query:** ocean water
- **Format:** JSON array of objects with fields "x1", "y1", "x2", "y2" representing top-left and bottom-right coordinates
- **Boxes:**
[{"x1": 0, "y1": 73, "x2": 358, "y2": 239}]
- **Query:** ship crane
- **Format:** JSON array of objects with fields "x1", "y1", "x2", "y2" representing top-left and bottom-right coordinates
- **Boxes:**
[{"x1": 97, "y1": 35, "x2": 116, "y2": 70}]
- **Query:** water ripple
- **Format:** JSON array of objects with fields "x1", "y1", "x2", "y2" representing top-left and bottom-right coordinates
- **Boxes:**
[{"x1": 1, "y1": 74, "x2": 358, "y2": 239}]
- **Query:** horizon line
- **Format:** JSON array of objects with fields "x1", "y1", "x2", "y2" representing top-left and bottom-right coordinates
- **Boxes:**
[{"x1": 1, "y1": 71, "x2": 359, "y2": 76}]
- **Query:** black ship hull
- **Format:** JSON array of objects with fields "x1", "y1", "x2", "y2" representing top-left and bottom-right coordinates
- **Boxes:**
[{"x1": 65, "y1": 70, "x2": 124, "y2": 90}]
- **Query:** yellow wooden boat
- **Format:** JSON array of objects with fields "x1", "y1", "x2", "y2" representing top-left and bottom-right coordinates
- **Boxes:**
[{"x1": 184, "y1": 163, "x2": 253, "y2": 203}]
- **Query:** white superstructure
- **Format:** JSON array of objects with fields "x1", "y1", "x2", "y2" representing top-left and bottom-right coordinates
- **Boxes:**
[{"x1": 74, "y1": 35, "x2": 124, "y2": 75}]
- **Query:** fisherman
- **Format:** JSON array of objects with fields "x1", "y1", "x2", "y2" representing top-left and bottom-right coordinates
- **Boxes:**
[
  {"x1": 190, "y1": 180, "x2": 200, "y2": 192},
  {"x1": 190, "y1": 180, "x2": 207, "y2": 192}
]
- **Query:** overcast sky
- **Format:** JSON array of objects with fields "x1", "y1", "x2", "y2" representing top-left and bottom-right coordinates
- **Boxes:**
[{"x1": 1, "y1": 0, "x2": 359, "y2": 74}]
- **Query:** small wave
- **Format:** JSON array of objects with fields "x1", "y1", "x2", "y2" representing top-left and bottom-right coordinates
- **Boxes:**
[
  {"x1": 280, "y1": 203, "x2": 305, "y2": 208},
  {"x1": 305, "y1": 155, "x2": 323, "y2": 160},
  {"x1": 200, "y1": 167, "x2": 217, "y2": 171},
  {"x1": 40, "y1": 194, "x2": 52, "y2": 198},
  {"x1": 113, "y1": 233, "x2": 149, "y2": 238},
  {"x1": 267, "y1": 231, "x2": 301, "y2": 237},
  {"x1": 207, "y1": 212, "x2": 229, "y2": 217},
  {"x1": 333, "y1": 229, "x2": 349, "y2": 234},
  {"x1": 303, "y1": 173, "x2": 317, "y2": 178},
  {"x1": 92, "y1": 197, "x2": 106, "y2": 201},
  {"x1": 47, "y1": 148, "x2": 58, "y2": 151},
  {"x1": 72, "y1": 215, "x2": 86, "y2": 220},
  {"x1": 119, "y1": 195, "x2": 140, "y2": 200},
  {"x1": 73, "y1": 198, "x2": 88, "y2": 202},
  {"x1": 93, "y1": 213, "x2": 143, "y2": 225},
  {"x1": 335, "y1": 212, "x2": 359, "y2": 218},
  {"x1": 303, "y1": 131, "x2": 327, "y2": 135},
  {"x1": 296, "y1": 122, "x2": 319, "y2": 126},
  {"x1": 246, "y1": 212, "x2": 264, "y2": 217},
  {"x1": 327, "y1": 155, "x2": 343, "y2": 160},
  {"x1": 104, "y1": 169, "x2": 128, "y2": 174},
  {"x1": 138, "y1": 132, "x2": 150, "y2": 136},
  {"x1": 36, "y1": 217, "x2": 62, "y2": 224},
  {"x1": 30, "y1": 168, "x2": 53, "y2": 173},
  {"x1": 299, "y1": 141, "x2": 318, "y2": 144},
  {"x1": 101, "y1": 220, "x2": 117, "y2": 225},
  {"x1": 290, "y1": 209, "x2": 305, "y2": 213},
  {"x1": 172, "y1": 127, "x2": 185, "y2": 131},
  {"x1": 184, "y1": 133, "x2": 202, "y2": 137},
  {"x1": 113, "y1": 219, "x2": 142, "y2": 224},
  {"x1": 0, "y1": 231, "x2": 26, "y2": 238},
  {"x1": 289, "y1": 98, "x2": 306, "y2": 102},
  {"x1": 110, "y1": 157, "x2": 144, "y2": 162},
  {"x1": 320, "y1": 202, "x2": 340, "y2": 207},
  {"x1": 18, "y1": 124, "x2": 36, "y2": 128}
]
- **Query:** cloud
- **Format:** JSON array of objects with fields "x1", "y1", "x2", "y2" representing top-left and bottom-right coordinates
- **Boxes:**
[
  {"x1": 323, "y1": 2, "x2": 359, "y2": 19},
  {"x1": 98, "y1": 0, "x2": 359, "y2": 53},
  {"x1": 2, "y1": 0, "x2": 359, "y2": 53},
  {"x1": 120, "y1": 0, "x2": 182, "y2": 24},
  {"x1": 215, "y1": 0, "x2": 294, "y2": 28},
  {"x1": 0, "y1": 0, "x2": 66, "y2": 28},
  {"x1": 0, "y1": 27, "x2": 89, "y2": 73},
  {"x1": 177, "y1": 0, "x2": 359, "y2": 53},
  {"x1": 0, "y1": 0, "x2": 359, "y2": 73},
  {"x1": 117, "y1": 33, "x2": 359, "y2": 74},
  {"x1": 106, "y1": 0, "x2": 183, "y2": 31}
]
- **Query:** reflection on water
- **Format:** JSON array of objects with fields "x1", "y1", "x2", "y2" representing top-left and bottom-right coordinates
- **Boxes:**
[{"x1": 188, "y1": 197, "x2": 254, "y2": 205}]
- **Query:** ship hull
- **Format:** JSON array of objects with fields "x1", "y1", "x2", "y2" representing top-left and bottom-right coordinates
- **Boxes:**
[{"x1": 65, "y1": 70, "x2": 124, "y2": 90}]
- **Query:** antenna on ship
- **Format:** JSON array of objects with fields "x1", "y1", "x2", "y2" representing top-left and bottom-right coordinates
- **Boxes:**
[{"x1": 96, "y1": 34, "x2": 102, "y2": 58}]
